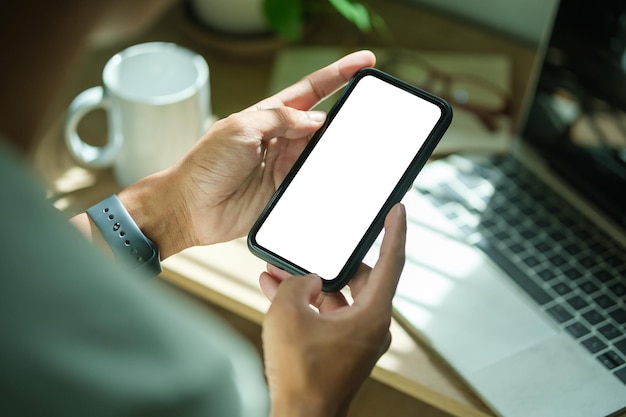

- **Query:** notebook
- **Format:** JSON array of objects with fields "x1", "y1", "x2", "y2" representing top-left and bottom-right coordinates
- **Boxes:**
[{"x1": 368, "y1": 1, "x2": 626, "y2": 415}]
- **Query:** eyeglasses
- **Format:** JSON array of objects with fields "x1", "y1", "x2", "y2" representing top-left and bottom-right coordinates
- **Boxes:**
[{"x1": 378, "y1": 50, "x2": 512, "y2": 132}]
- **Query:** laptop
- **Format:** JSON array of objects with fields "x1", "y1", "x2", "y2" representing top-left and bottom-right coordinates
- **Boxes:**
[{"x1": 365, "y1": 0, "x2": 626, "y2": 416}]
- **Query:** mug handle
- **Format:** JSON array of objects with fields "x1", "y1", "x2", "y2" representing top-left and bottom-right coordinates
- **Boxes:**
[{"x1": 64, "y1": 86, "x2": 122, "y2": 168}]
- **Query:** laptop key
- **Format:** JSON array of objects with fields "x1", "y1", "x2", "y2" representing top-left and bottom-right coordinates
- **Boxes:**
[
  {"x1": 610, "y1": 283, "x2": 626, "y2": 299},
  {"x1": 563, "y1": 266, "x2": 583, "y2": 280},
  {"x1": 597, "y1": 351, "x2": 625, "y2": 370},
  {"x1": 563, "y1": 242, "x2": 581, "y2": 256},
  {"x1": 594, "y1": 269, "x2": 613, "y2": 282},
  {"x1": 566, "y1": 295, "x2": 588, "y2": 310},
  {"x1": 607, "y1": 254, "x2": 626, "y2": 270},
  {"x1": 552, "y1": 282, "x2": 572, "y2": 295},
  {"x1": 566, "y1": 322, "x2": 590, "y2": 339},
  {"x1": 582, "y1": 336, "x2": 607, "y2": 354},
  {"x1": 537, "y1": 268, "x2": 556, "y2": 282},
  {"x1": 615, "y1": 367, "x2": 626, "y2": 385},
  {"x1": 582, "y1": 309, "x2": 606, "y2": 325},
  {"x1": 594, "y1": 294, "x2": 616, "y2": 309},
  {"x1": 521, "y1": 254, "x2": 541, "y2": 268},
  {"x1": 579, "y1": 280, "x2": 600, "y2": 295},
  {"x1": 599, "y1": 323, "x2": 623, "y2": 341},
  {"x1": 609, "y1": 308, "x2": 626, "y2": 324},
  {"x1": 548, "y1": 253, "x2": 567, "y2": 266},
  {"x1": 549, "y1": 229, "x2": 566, "y2": 242},
  {"x1": 535, "y1": 241, "x2": 552, "y2": 253},
  {"x1": 579, "y1": 257, "x2": 597, "y2": 269},
  {"x1": 547, "y1": 305, "x2": 573, "y2": 323}
]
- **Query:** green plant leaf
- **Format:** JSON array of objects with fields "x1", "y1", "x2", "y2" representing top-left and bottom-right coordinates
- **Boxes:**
[
  {"x1": 264, "y1": 0, "x2": 303, "y2": 41},
  {"x1": 328, "y1": 0, "x2": 371, "y2": 32}
]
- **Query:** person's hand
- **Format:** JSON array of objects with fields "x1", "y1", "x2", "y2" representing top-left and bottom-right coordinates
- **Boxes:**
[
  {"x1": 259, "y1": 203, "x2": 406, "y2": 417},
  {"x1": 176, "y1": 50, "x2": 376, "y2": 247},
  {"x1": 114, "y1": 50, "x2": 376, "y2": 259}
]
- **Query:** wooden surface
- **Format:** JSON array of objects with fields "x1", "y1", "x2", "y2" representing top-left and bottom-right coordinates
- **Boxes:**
[{"x1": 31, "y1": 1, "x2": 540, "y2": 416}]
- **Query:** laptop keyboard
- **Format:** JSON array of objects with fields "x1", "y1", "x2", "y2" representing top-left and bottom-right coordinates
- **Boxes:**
[{"x1": 415, "y1": 154, "x2": 626, "y2": 385}]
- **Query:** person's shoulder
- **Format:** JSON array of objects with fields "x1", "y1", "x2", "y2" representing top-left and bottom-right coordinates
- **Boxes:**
[{"x1": 0, "y1": 138, "x2": 43, "y2": 191}]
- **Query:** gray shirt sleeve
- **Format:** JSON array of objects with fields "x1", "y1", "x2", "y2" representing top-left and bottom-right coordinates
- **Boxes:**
[{"x1": 0, "y1": 143, "x2": 269, "y2": 416}]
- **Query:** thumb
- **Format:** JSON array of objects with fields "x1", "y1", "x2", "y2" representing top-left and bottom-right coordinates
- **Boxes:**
[{"x1": 242, "y1": 107, "x2": 326, "y2": 141}]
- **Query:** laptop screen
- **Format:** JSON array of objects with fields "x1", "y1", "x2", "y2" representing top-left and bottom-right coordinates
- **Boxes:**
[{"x1": 521, "y1": 0, "x2": 626, "y2": 229}]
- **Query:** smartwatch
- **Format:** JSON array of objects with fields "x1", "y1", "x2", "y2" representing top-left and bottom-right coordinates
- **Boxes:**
[{"x1": 86, "y1": 194, "x2": 162, "y2": 277}]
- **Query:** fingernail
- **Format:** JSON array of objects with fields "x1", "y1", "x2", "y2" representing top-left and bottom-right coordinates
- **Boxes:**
[
  {"x1": 308, "y1": 111, "x2": 326, "y2": 123},
  {"x1": 394, "y1": 203, "x2": 406, "y2": 220}
]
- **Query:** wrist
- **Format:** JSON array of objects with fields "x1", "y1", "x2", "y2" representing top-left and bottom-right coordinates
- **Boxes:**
[
  {"x1": 117, "y1": 167, "x2": 193, "y2": 260},
  {"x1": 70, "y1": 212, "x2": 113, "y2": 258},
  {"x1": 269, "y1": 392, "x2": 350, "y2": 417}
]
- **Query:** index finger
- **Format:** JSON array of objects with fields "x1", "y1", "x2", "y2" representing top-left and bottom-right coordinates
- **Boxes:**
[{"x1": 247, "y1": 50, "x2": 376, "y2": 112}]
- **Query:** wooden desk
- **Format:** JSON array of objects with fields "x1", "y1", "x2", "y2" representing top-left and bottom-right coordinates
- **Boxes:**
[{"x1": 32, "y1": 2, "x2": 537, "y2": 416}]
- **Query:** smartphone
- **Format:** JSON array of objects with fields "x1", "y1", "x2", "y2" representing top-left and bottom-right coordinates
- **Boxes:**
[{"x1": 248, "y1": 67, "x2": 452, "y2": 291}]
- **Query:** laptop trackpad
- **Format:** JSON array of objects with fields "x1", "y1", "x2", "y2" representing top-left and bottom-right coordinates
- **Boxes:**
[
  {"x1": 468, "y1": 332, "x2": 626, "y2": 417},
  {"x1": 390, "y1": 209, "x2": 557, "y2": 376}
]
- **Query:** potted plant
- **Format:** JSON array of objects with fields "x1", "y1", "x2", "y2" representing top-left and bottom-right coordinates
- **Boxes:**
[
  {"x1": 188, "y1": 0, "x2": 386, "y2": 41},
  {"x1": 264, "y1": 0, "x2": 385, "y2": 41},
  {"x1": 185, "y1": 0, "x2": 388, "y2": 58}
]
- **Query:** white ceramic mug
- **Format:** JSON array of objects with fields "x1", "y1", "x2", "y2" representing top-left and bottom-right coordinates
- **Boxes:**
[{"x1": 65, "y1": 42, "x2": 210, "y2": 187}]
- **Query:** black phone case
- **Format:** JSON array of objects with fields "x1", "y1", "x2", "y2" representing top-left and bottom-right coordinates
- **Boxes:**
[{"x1": 248, "y1": 67, "x2": 452, "y2": 292}]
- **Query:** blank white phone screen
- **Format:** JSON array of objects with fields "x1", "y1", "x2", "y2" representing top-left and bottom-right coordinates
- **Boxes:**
[{"x1": 255, "y1": 75, "x2": 442, "y2": 280}]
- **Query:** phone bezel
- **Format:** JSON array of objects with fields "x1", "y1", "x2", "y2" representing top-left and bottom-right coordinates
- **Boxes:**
[{"x1": 247, "y1": 67, "x2": 453, "y2": 291}]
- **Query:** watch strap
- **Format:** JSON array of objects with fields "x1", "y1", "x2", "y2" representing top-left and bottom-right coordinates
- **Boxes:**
[{"x1": 86, "y1": 194, "x2": 161, "y2": 276}]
